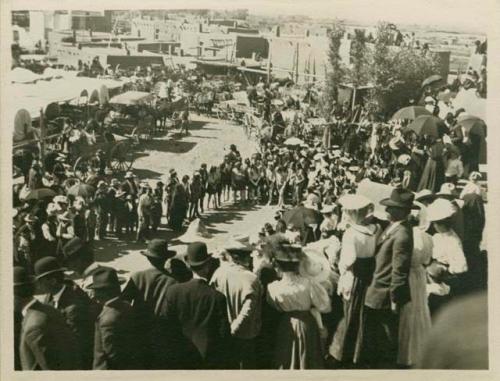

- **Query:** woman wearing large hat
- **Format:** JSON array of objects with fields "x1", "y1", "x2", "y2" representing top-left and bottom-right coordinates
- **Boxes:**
[
  {"x1": 328, "y1": 194, "x2": 380, "y2": 368},
  {"x1": 426, "y1": 198, "x2": 468, "y2": 316},
  {"x1": 266, "y1": 237, "x2": 330, "y2": 369}
]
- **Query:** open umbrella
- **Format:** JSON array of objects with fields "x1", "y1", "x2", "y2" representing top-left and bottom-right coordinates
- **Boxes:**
[
  {"x1": 391, "y1": 106, "x2": 431, "y2": 121},
  {"x1": 67, "y1": 183, "x2": 95, "y2": 198},
  {"x1": 283, "y1": 206, "x2": 323, "y2": 230},
  {"x1": 456, "y1": 114, "x2": 487, "y2": 138},
  {"x1": 421, "y1": 74, "x2": 443, "y2": 88},
  {"x1": 284, "y1": 137, "x2": 305, "y2": 146},
  {"x1": 406, "y1": 115, "x2": 447, "y2": 138},
  {"x1": 21, "y1": 187, "x2": 57, "y2": 201}
]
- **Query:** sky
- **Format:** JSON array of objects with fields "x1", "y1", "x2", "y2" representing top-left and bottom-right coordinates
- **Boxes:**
[{"x1": 8, "y1": 0, "x2": 495, "y2": 33}]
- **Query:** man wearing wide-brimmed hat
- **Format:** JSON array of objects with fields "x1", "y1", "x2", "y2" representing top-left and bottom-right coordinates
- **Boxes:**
[
  {"x1": 14, "y1": 266, "x2": 80, "y2": 370},
  {"x1": 122, "y1": 171, "x2": 138, "y2": 199},
  {"x1": 89, "y1": 267, "x2": 139, "y2": 370},
  {"x1": 363, "y1": 188, "x2": 416, "y2": 368},
  {"x1": 34, "y1": 256, "x2": 97, "y2": 369},
  {"x1": 164, "y1": 242, "x2": 231, "y2": 369},
  {"x1": 210, "y1": 235, "x2": 263, "y2": 369}
]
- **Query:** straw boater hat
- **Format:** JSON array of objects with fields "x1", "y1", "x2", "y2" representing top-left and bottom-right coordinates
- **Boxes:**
[
  {"x1": 125, "y1": 171, "x2": 135, "y2": 179},
  {"x1": 427, "y1": 198, "x2": 456, "y2": 222},
  {"x1": 320, "y1": 204, "x2": 336, "y2": 214},
  {"x1": 397, "y1": 154, "x2": 412, "y2": 166},
  {"x1": 436, "y1": 183, "x2": 458, "y2": 200},
  {"x1": 178, "y1": 218, "x2": 213, "y2": 243},
  {"x1": 414, "y1": 189, "x2": 436, "y2": 204}
]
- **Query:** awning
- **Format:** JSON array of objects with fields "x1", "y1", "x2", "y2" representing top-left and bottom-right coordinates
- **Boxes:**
[{"x1": 109, "y1": 91, "x2": 154, "y2": 105}]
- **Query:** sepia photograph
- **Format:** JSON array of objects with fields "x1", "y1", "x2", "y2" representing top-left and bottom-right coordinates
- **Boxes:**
[{"x1": 1, "y1": 0, "x2": 498, "y2": 379}]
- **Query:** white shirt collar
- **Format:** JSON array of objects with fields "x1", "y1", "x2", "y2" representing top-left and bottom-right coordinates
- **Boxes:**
[
  {"x1": 192, "y1": 272, "x2": 208, "y2": 282},
  {"x1": 384, "y1": 220, "x2": 403, "y2": 237},
  {"x1": 104, "y1": 296, "x2": 120, "y2": 306},
  {"x1": 22, "y1": 298, "x2": 37, "y2": 317}
]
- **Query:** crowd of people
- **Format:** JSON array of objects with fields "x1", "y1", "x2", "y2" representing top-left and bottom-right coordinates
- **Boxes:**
[{"x1": 12, "y1": 58, "x2": 488, "y2": 371}]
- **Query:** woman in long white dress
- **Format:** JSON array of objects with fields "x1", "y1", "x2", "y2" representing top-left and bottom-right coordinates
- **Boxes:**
[{"x1": 397, "y1": 202, "x2": 433, "y2": 367}]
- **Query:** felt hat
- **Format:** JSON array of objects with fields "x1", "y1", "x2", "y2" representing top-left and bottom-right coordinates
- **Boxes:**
[
  {"x1": 61, "y1": 237, "x2": 87, "y2": 262},
  {"x1": 427, "y1": 198, "x2": 455, "y2": 222},
  {"x1": 141, "y1": 239, "x2": 176, "y2": 259},
  {"x1": 274, "y1": 243, "x2": 303, "y2": 263},
  {"x1": 185, "y1": 242, "x2": 212, "y2": 267},
  {"x1": 87, "y1": 268, "x2": 122, "y2": 290},
  {"x1": 380, "y1": 188, "x2": 418, "y2": 209},
  {"x1": 34, "y1": 257, "x2": 66, "y2": 280},
  {"x1": 97, "y1": 180, "x2": 108, "y2": 188}
]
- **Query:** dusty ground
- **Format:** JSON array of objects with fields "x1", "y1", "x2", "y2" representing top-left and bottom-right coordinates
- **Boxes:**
[{"x1": 93, "y1": 114, "x2": 277, "y2": 277}]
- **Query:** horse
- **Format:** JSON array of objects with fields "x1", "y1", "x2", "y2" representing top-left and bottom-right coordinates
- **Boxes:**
[{"x1": 194, "y1": 90, "x2": 215, "y2": 115}]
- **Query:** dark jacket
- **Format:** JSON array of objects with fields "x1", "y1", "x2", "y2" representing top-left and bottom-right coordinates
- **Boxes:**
[
  {"x1": 163, "y1": 278, "x2": 231, "y2": 369},
  {"x1": 93, "y1": 297, "x2": 140, "y2": 370},
  {"x1": 365, "y1": 221, "x2": 413, "y2": 310},
  {"x1": 20, "y1": 300, "x2": 80, "y2": 370},
  {"x1": 42, "y1": 280, "x2": 99, "y2": 369},
  {"x1": 122, "y1": 268, "x2": 179, "y2": 368}
]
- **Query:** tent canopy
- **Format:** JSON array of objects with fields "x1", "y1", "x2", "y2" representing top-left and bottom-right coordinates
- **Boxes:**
[{"x1": 109, "y1": 91, "x2": 154, "y2": 105}]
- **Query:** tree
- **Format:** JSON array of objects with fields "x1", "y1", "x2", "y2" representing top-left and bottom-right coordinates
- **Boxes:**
[
  {"x1": 319, "y1": 20, "x2": 347, "y2": 118},
  {"x1": 349, "y1": 29, "x2": 370, "y2": 87},
  {"x1": 369, "y1": 22, "x2": 441, "y2": 118}
]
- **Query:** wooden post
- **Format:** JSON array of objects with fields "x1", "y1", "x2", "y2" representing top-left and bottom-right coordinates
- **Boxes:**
[
  {"x1": 295, "y1": 42, "x2": 300, "y2": 83},
  {"x1": 267, "y1": 39, "x2": 272, "y2": 84},
  {"x1": 39, "y1": 108, "x2": 46, "y2": 164},
  {"x1": 352, "y1": 86, "x2": 357, "y2": 112}
]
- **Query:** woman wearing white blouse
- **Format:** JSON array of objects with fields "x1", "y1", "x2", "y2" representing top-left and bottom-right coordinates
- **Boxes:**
[
  {"x1": 266, "y1": 243, "x2": 330, "y2": 369},
  {"x1": 328, "y1": 194, "x2": 380, "y2": 368},
  {"x1": 426, "y1": 198, "x2": 468, "y2": 316}
]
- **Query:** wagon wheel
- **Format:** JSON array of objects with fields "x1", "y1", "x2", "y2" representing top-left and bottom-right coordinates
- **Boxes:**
[
  {"x1": 109, "y1": 142, "x2": 134, "y2": 173},
  {"x1": 73, "y1": 156, "x2": 91, "y2": 180}
]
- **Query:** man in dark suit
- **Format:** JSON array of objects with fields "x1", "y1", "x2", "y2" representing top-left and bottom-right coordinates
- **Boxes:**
[
  {"x1": 163, "y1": 242, "x2": 231, "y2": 369},
  {"x1": 14, "y1": 266, "x2": 80, "y2": 370},
  {"x1": 122, "y1": 239, "x2": 183, "y2": 369},
  {"x1": 363, "y1": 188, "x2": 415, "y2": 369},
  {"x1": 90, "y1": 268, "x2": 141, "y2": 370},
  {"x1": 34, "y1": 256, "x2": 98, "y2": 369}
]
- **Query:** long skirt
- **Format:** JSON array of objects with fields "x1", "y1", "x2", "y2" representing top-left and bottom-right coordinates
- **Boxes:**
[
  {"x1": 397, "y1": 267, "x2": 432, "y2": 366},
  {"x1": 273, "y1": 310, "x2": 324, "y2": 369},
  {"x1": 417, "y1": 157, "x2": 445, "y2": 193},
  {"x1": 329, "y1": 276, "x2": 369, "y2": 364}
]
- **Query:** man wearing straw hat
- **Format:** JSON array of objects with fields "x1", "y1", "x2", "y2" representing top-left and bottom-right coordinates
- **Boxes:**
[{"x1": 210, "y1": 235, "x2": 263, "y2": 369}]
